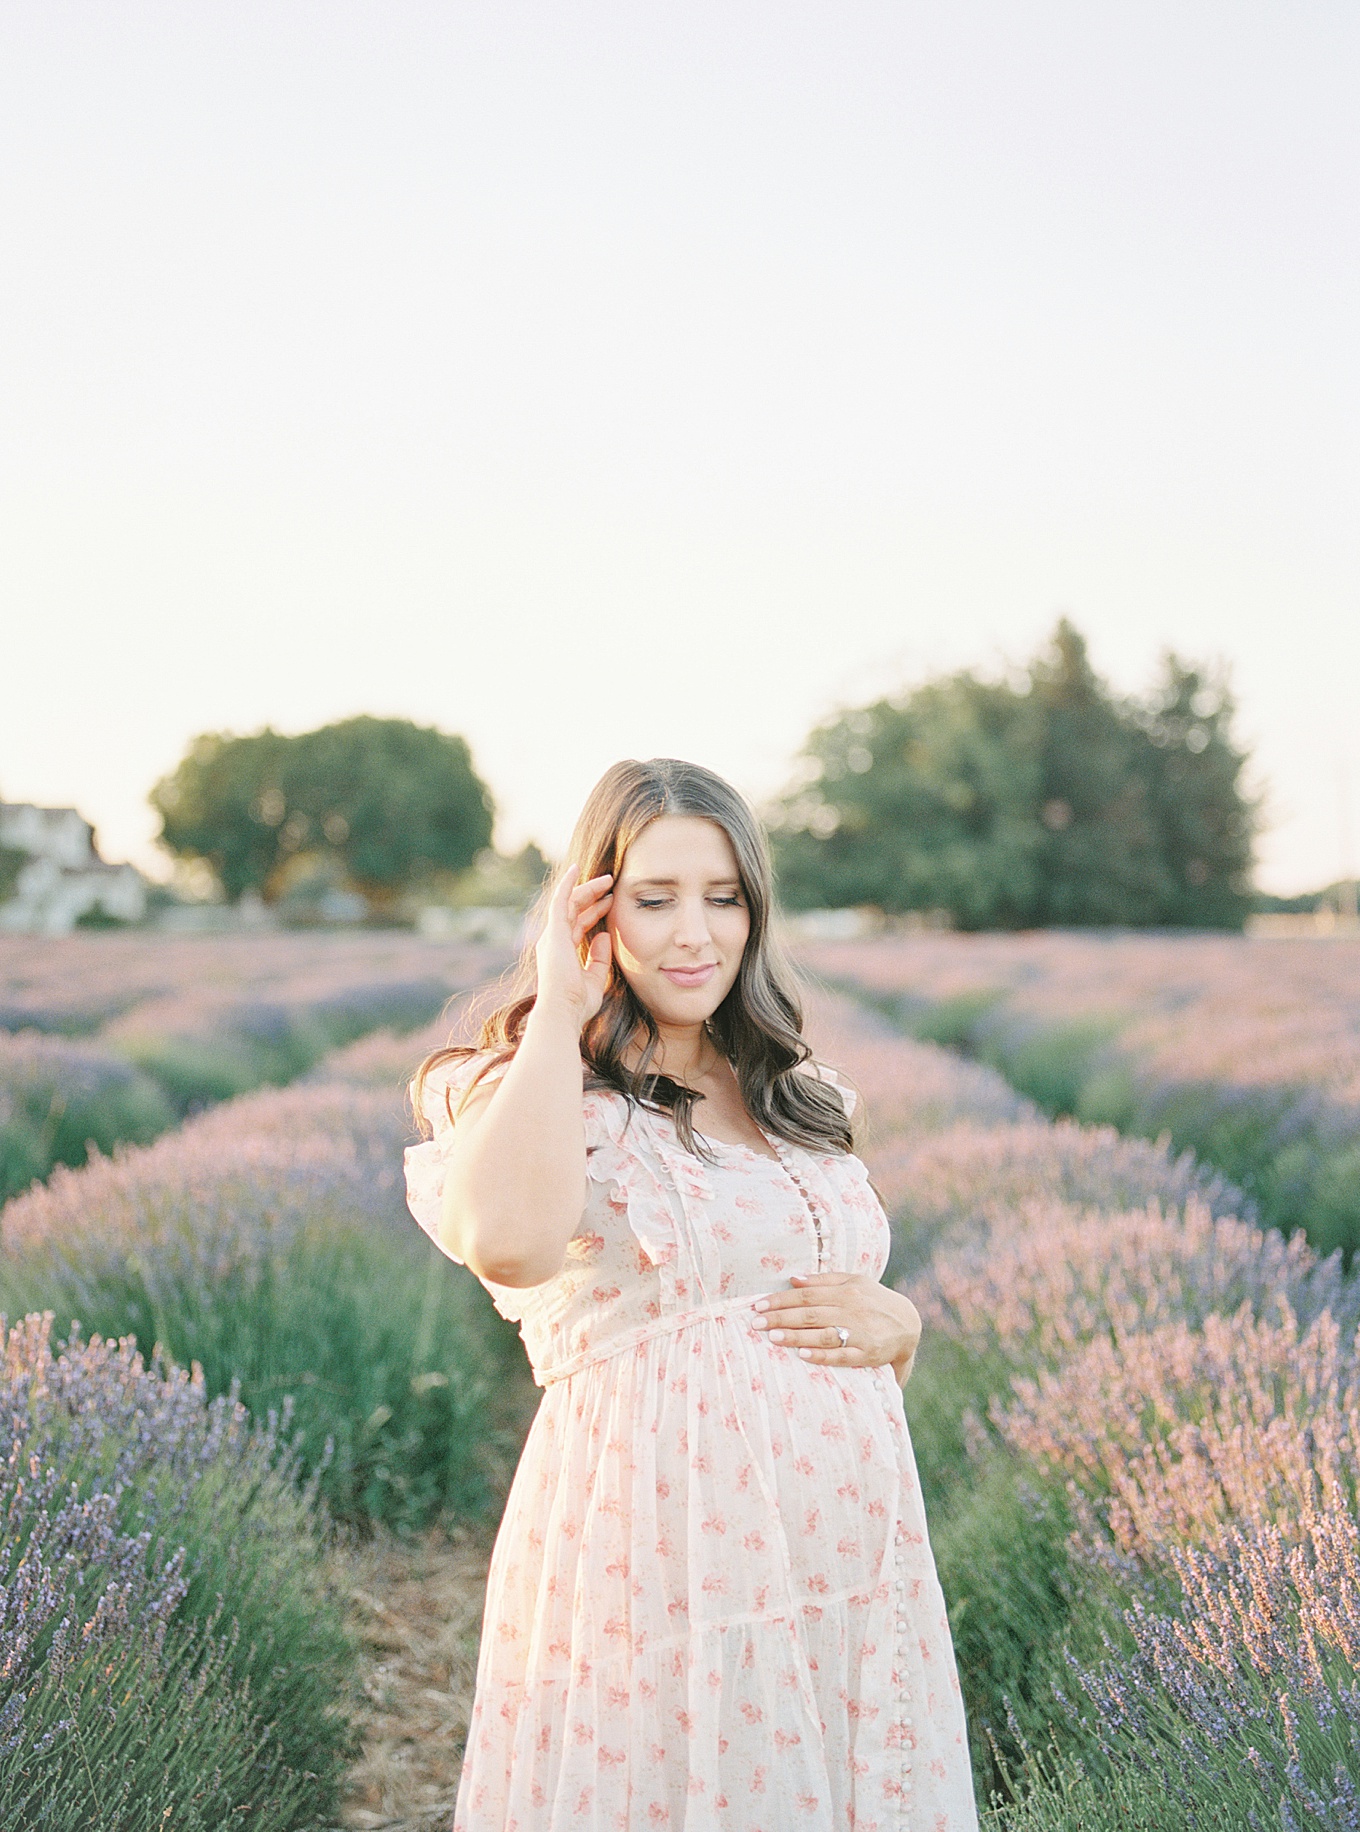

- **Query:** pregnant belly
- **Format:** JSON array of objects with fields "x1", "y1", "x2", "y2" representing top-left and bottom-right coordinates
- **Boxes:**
[
  {"x1": 491, "y1": 1314, "x2": 909, "y2": 1677},
  {"x1": 671, "y1": 1322, "x2": 908, "y2": 1620}
]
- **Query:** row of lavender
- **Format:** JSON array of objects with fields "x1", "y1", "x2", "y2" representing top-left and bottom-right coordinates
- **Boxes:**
[
  {"x1": 6, "y1": 957, "x2": 1353, "y2": 1822},
  {"x1": 0, "y1": 1004, "x2": 535, "y2": 1827},
  {"x1": 0, "y1": 932, "x2": 507, "y2": 1200},
  {"x1": 0, "y1": 1315, "x2": 352, "y2": 1828},
  {"x1": 805, "y1": 988, "x2": 1360, "y2": 1826},
  {"x1": 802, "y1": 931, "x2": 1360, "y2": 1258}
]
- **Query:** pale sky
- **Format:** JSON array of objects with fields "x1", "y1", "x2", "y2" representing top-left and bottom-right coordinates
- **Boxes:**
[{"x1": 1, "y1": 2, "x2": 1355, "y2": 894}]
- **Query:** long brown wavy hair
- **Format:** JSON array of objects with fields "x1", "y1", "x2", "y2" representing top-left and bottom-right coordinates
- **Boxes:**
[{"x1": 413, "y1": 757, "x2": 853, "y2": 1158}]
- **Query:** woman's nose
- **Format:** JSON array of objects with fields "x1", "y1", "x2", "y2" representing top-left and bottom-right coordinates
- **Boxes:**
[{"x1": 672, "y1": 897, "x2": 713, "y2": 949}]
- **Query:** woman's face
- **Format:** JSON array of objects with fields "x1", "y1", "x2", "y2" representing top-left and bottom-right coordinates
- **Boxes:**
[{"x1": 606, "y1": 815, "x2": 751, "y2": 1028}]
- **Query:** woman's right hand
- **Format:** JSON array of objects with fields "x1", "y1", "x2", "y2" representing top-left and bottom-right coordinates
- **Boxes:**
[
  {"x1": 533, "y1": 864, "x2": 615, "y2": 1026},
  {"x1": 448, "y1": 863, "x2": 615, "y2": 1285}
]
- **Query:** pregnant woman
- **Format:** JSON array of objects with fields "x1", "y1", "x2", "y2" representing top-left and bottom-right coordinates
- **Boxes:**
[{"x1": 404, "y1": 757, "x2": 978, "y2": 1830}]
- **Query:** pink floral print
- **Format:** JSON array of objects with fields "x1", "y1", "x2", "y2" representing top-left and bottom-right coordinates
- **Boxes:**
[{"x1": 404, "y1": 1057, "x2": 978, "y2": 1829}]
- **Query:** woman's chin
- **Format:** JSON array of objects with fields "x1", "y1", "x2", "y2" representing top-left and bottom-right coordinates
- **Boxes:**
[{"x1": 636, "y1": 980, "x2": 733, "y2": 1028}]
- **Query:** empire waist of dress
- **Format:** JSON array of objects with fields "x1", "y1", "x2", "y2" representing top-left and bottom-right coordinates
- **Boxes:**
[{"x1": 533, "y1": 1292, "x2": 766, "y2": 1387}]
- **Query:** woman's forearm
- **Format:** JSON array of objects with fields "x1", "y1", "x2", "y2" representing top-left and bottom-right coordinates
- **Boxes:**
[{"x1": 443, "y1": 997, "x2": 588, "y2": 1286}]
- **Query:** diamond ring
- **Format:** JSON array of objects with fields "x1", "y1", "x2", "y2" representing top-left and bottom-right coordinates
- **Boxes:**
[{"x1": 835, "y1": 1326, "x2": 850, "y2": 1348}]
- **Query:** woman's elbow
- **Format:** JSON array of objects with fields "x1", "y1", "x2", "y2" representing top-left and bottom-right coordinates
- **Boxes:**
[
  {"x1": 445, "y1": 1163, "x2": 582, "y2": 1288},
  {"x1": 453, "y1": 1195, "x2": 571, "y2": 1286},
  {"x1": 463, "y1": 1231, "x2": 566, "y2": 1288}
]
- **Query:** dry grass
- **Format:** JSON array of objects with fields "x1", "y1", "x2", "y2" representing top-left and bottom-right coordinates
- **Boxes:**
[{"x1": 326, "y1": 1520, "x2": 495, "y2": 1832}]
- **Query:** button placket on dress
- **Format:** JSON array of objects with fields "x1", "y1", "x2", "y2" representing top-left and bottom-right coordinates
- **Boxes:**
[
  {"x1": 766, "y1": 1135, "x2": 826, "y2": 1272},
  {"x1": 773, "y1": 1133, "x2": 916, "y2": 1821}
]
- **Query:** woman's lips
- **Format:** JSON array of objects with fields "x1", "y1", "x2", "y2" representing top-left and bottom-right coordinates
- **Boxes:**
[{"x1": 660, "y1": 963, "x2": 719, "y2": 987}]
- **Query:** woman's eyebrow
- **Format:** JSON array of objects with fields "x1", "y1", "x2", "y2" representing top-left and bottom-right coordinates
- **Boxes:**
[{"x1": 623, "y1": 875, "x2": 743, "y2": 889}]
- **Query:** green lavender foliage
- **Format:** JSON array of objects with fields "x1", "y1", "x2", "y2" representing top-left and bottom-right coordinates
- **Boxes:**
[
  {"x1": 0, "y1": 1313, "x2": 355, "y2": 1830},
  {"x1": 811, "y1": 989, "x2": 1360, "y2": 1819},
  {"x1": 0, "y1": 1034, "x2": 174, "y2": 1203},
  {"x1": 0, "y1": 1076, "x2": 536, "y2": 1532},
  {"x1": 120, "y1": 976, "x2": 453, "y2": 1114},
  {"x1": 34, "y1": 1222, "x2": 536, "y2": 1531},
  {"x1": 864, "y1": 982, "x2": 1360, "y2": 1259}
]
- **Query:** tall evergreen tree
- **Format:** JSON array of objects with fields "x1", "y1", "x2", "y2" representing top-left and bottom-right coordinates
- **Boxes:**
[
  {"x1": 1134, "y1": 656, "x2": 1256, "y2": 927},
  {"x1": 1027, "y1": 619, "x2": 1169, "y2": 926}
]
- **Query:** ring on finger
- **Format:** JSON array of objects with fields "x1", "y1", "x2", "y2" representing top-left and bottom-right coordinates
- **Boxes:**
[{"x1": 835, "y1": 1325, "x2": 850, "y2": 1349}]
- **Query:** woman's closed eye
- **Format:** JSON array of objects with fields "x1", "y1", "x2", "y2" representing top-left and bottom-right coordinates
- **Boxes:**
[{"x1": 635, "y1": 894, "x2": 743, "y2": 910}]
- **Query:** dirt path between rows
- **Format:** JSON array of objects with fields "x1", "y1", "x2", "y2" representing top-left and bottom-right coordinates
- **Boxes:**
[{"x1": 327, "y1": 1523, "x2": 494, "y2": 1832}]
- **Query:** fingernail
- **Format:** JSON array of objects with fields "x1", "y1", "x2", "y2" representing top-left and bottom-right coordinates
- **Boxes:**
[
  {"x1": 753, "y1": 1299, "x2": 769, "y2": 1311},
  {"x1": 798, "y1": 1348, "x2": 813, "y2": 1358},
  {"x1": 752, "y1": 1316, "x2": 768, "y2": 1330}
]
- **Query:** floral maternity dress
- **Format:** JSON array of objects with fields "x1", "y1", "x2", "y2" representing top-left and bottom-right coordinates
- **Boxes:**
[{"x1": 404, "y1": 1054, "x2": 978, "y2": 1831}]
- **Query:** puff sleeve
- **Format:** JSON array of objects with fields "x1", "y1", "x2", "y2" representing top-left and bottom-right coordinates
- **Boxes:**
[
  {"x1": 800, "y1": 1060, "x2": 859, "y2": 1120},
  {"x1": 403, "y1": 1051, "x2": 507, "y2": 1266}
]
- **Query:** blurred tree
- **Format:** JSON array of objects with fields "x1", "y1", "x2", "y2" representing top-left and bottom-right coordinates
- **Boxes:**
[
  {"x1": 442, "y1": 841, "x2": 550, "y2": 909},
  {"x1": 0, "y1": 844, "x2": 29, "y2": 905},
  {"x1": 151, "y1": 729, "x2": 293, "y2": 903},
  {"x1": 1133, "y1": 655, "x2": 1257, "y2": 928},
  {"x1": 770, "y1": 673, "x2": 1044, "y2": 926},
  {"x1": 1027, "y1": 620, "x2": 1169, "y2": 925},
  {"x1": 152, "y1": 717, "x2": 495, "y2": 910},
  {"x1": 770, "y1": 619, "x2": 1257, "y2": 930},
  {"x1": 0, "y1": 785, "x2": 32, "y2": 903}
]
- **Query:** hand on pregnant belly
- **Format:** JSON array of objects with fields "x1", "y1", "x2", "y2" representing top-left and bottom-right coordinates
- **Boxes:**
[{"x1": 750, "y1": 1270, "x2": 921, "y2": 1377}]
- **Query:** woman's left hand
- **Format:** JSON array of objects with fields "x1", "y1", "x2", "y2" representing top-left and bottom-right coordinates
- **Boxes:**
[{"x1": 752, "y1": 1271, "x2": 921, "y2": 1385}]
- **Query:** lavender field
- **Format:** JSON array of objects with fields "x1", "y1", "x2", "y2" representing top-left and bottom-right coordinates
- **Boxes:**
[
  {"x1": 803, "y1": 986, "x2": 1360, "y2": 1826},
  {"x1": 1, "y1": 936, "x2": 1356, "y2": 1825},
  {"x1": 0, "y1": 961, "x2": 536, "y2": 1827},
  {"x1": 0, "y1": 931, "x2": 509, "y2": 1200},
  {"x1": 801, "y1": 930, "x2": 1360, "y2": 1259}
]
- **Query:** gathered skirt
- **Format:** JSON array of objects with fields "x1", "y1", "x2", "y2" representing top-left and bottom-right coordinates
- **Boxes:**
[{"x1": 452, "y1": 1303, "x2": 978, "y2": 1831}]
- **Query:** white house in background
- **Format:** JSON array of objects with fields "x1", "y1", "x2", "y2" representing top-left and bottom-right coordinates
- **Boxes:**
[{"x1": 0, "y1": 803, "x2": 147, "y2": 935}]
